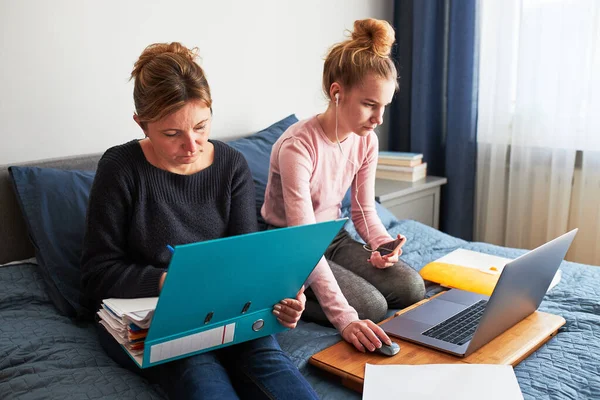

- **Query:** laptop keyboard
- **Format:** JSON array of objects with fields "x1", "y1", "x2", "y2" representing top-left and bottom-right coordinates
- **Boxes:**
[{"x1": 422, "y1": 300, "x2": 488, "y2": 346}]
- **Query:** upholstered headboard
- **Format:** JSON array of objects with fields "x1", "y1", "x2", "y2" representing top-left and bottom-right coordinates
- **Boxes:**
[
  {"x1": 0, "y1": 153, "x2": 102, "y2": 264},
  {"x1": 0, "y1": 114, "x2": 300, "y2": 266}
]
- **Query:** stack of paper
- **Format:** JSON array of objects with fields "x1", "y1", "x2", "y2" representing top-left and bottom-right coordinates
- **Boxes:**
[{"x1": 97, "y1": 297, "x2": 158, "y2": 355}]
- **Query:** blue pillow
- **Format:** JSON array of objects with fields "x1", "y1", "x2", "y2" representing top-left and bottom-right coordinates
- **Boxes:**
[
  {"x1": 228, "y1": 114, "x2": 299, "y2": 228},
  {"x1": 375, "y1": 201, "x2": 399, "y2": 229},
  {"x1": 340, "y1": 201, "x2": 399, "y2": 242},
  {"x1": 9, "y1": 166, "x2": 95, "y2": 317},
  {"x1": 341, "y1": 188, "x2": 352, "y2": 209},
  {"x1": 341, "y1": 189, "x2": 396, "y2": 227}
]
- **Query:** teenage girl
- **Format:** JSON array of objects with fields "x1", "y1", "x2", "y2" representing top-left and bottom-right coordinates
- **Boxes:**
[{"x1": 261, "y1": 19, "x2": 425, "y2": 353}]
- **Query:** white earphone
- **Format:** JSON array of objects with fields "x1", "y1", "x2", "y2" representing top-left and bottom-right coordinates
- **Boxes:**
[{"x1": 332, "y1": 90, "x2": 374, "y2": 252}]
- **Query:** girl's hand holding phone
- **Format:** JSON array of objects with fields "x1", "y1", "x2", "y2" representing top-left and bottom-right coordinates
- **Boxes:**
[{"x1": 367, "y1": 234, "x2": 407, "y2": 269}]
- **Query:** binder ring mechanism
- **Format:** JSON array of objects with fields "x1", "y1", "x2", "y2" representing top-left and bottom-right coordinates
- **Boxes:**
[
  {"x1": 241, "y1": 301, "x2": 251, "y2": 314},
  {"x1": 203, "y1": 302, "x2": 260, "y2": 329}
]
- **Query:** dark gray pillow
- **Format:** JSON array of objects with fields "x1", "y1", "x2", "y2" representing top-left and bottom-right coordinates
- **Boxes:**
[{"x1": 9, "y1": 166, "x2": 95, "y2": 317}]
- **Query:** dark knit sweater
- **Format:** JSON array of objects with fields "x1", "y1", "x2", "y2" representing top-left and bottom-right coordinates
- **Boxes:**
[{"x1": 80, "y1": 139, "x2": 256, "y2": 309}]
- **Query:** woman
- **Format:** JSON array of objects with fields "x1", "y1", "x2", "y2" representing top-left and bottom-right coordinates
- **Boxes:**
[
  {"x1": 261, "y1": 19, "x2": 425, "y2": 353},
  {"x1": 81, "y1": 42, "x2": 317, "y2": 400}
]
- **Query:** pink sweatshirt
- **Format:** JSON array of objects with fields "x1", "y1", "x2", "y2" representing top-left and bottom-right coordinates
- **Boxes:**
[{"x1": 261, "y1": 116, "x2": 393, "y2": 332}]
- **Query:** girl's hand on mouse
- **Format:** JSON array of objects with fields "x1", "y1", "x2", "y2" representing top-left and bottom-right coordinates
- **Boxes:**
[
  {"x1": 273, "y1": 286, "x2": 306, "y2": 329},
  {"x1": 341, "y1": 319, "x2": 392, "y2": 353}
]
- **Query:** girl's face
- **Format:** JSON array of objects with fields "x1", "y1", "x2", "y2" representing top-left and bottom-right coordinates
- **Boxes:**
[
  {"x1": 338, "y1": 74, "x2": 396, "y2": 136},
  {"x1": 140, "y1": 99, "x2": 212, "y2": 170}
]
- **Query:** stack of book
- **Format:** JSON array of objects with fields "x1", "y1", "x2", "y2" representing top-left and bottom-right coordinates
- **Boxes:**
[
  {"x1": 376, "y1": 151, "x2": 427, "y2": 182},
  {"x1": 97, "y1": 297, "x2": 157, "y2": 356}
]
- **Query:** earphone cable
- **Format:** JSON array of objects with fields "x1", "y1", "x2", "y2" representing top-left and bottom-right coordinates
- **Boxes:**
[{"x1": 334, "y1": 99, "x2": 373, "y2": 253}]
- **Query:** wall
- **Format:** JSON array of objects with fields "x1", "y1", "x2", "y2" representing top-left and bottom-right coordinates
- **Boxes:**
[{"x1": 0, "y1": 0, "x2": 393, "y2": 165}]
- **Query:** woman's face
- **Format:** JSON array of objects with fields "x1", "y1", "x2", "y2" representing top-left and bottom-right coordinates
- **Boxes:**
[
  {"x1": 142, "y1": 99, "x2": 212, "y2": 169},
  {"x1": 338, "y1": 74, "x2": 396, "y2": 136}
]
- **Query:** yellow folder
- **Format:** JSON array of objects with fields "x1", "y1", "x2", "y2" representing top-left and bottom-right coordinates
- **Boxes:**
[{"x1": 419, "y1": 249, "x2": 511, "y2": 296}]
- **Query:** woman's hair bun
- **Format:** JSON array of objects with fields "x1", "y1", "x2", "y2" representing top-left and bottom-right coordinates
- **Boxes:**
[
  {"x1": 131, "y1": 42, "x2": 198, "y2": 80},
  {"x1": 351, "y1": 18, "x2": 395, "y2": 57}
]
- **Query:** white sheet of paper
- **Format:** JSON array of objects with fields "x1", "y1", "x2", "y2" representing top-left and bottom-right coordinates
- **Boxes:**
[
  {"x1": 363, "y1": 364, "x2": 524, "y2": 400},
  {"x1": 103, "y1": 297, "x2": 158, "y2": 317},
  {"x1": 97, "y1": 309, "x2": 126, "y2": 332},
  {"x1": 436, "y1": 249, "x2": 512, "y2": 271}
]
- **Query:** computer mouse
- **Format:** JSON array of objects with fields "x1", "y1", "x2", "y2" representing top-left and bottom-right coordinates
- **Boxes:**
[{"x1": 375, "y1": 342, "x2": 400, "y2": 356}]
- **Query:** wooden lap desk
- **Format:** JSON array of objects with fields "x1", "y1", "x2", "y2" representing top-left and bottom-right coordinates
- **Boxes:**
[{"x1": 309, "y1": 293, "x2": 566, "y2": 393}]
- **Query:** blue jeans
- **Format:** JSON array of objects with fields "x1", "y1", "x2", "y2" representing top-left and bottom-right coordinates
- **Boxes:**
[{"x1": 96, "y1": 324, "x2": 318, "y2": 400}]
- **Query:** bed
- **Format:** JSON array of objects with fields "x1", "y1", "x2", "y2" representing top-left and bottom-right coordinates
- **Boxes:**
[{"x1": 1, "y1": 115, "x2": 599, "y2": 399}]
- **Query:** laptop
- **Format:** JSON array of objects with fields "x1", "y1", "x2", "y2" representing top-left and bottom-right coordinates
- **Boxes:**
[
  {"x1": 380, "y1": 229, "x2": 577, "y2": 357},
  {"x1": 123, "y1": 218, "x2": 347, "y2": 368}
]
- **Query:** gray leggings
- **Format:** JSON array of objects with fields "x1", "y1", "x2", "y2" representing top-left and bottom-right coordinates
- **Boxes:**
[{"x1": 304, "y1": 229, "x2": 426, "y2": 326}]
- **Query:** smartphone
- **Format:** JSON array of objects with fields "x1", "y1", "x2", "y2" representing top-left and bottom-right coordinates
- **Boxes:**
[{"x1": 377, "y1": 235, "x2": 406, "y2": 257}]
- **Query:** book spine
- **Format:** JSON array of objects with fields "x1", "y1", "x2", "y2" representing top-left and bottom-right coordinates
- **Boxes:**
[
  {"x1": 377, "y1": 163, "x2": 427, "y2": 172},
  {"x1": 375, "y1": 166, "x2": 427, "y2": 182},
  {"x1": 378, "y1": 158, "x2": 421, "y2": 167},
  {"x1": 378, "y1": 151, "x2": 423, "y2": 160}
]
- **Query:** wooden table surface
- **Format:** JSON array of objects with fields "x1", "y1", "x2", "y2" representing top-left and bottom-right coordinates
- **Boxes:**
[{"x1": 309, "y1": 295, "x2": 566, "y2": 393}]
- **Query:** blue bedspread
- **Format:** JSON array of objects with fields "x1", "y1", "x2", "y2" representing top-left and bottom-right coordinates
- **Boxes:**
[{"x1": 1, "y1": 218, "x2": 599, "y2": 399}]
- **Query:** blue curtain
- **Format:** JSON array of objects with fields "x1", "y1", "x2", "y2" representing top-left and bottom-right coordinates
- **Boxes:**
[{"x1": 390, "y1": 0, "x2": 478, "y2": 241}]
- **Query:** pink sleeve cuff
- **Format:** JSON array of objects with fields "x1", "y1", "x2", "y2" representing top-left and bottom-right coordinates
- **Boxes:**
[
  {"x1": 369, "y1": 233, "x2": 395, "y2": 252},
  {"x1": 331, "y1": 312, "x2": 360, "y2": 333}
]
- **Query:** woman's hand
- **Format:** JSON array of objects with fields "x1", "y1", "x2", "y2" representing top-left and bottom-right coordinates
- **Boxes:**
[
  {"x1": 273, "y1": 286, "x2": 306, "y2": 329},
  {"x1": 158, "y1": 272, "x2": 167, "y2": 292},
  {"x1": 341, "y1": 319, "x2": 392, "y2": 352},
  {"x1": 368, "y1": 234, "x2": 406, "y2": 269}
]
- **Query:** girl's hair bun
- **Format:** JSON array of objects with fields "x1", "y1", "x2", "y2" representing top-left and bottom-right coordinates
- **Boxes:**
[{"x1": 351, "y1": 18, "x2": 395, "y2": 57}]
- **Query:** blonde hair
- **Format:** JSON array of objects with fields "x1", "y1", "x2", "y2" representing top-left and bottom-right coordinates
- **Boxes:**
[
  {"x1": 323, "y1": 18, "x2": 398, "y2": 99},
  {"x1": 130, "y1": 42, "x2": 212, "y2": 127}
]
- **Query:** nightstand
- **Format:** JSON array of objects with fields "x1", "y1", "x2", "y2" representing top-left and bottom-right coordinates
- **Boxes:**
[{"x1": 375, "y1": 176, "x2": 447, "y2": 229}]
